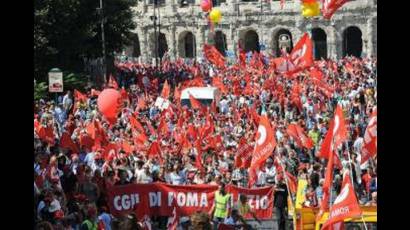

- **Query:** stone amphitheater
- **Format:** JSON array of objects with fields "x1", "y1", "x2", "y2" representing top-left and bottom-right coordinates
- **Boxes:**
[{"x1": 123, "y1": 0, "x2": 376, "y2": 63}]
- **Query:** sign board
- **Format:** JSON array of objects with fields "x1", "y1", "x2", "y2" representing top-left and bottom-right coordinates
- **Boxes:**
[
  {"x1": 154, "y1": 97, "x2": 170, "y2": 110},
  {"x1": 48, "y1": 70, "x2": 63, "y2": 92}
]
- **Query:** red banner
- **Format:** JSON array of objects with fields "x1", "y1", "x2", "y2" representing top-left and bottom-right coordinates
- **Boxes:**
[
  {"x1": 226, "y1": 186, "x2": 274, "y2": 220},
  {"x1": 107, "y1": 183, "x2": 273, "y2": 220}
]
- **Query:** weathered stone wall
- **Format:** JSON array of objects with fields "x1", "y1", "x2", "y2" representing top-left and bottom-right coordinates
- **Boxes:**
[{"x1": 128, "y1": 0, "x2": 376, "y2": 62}]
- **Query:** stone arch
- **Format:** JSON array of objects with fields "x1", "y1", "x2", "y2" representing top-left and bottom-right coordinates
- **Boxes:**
[
  {"x1": 312, "y1": 28, "x2": 327, "y2": 60},
  {"x1": 239, "y1": 29, "x2": 260, "y2": 53},
  {"x1": 342, "y1": 26, "x2": 363, "y2": 58},
  {"x1": 178, "y1": 31, "x2": 196, "y2": 58},
  {"x1": 214, "y1": 31, "x2": 227, "y2": 56},
  {"x1": 272, "y1": 28, "x2": 293, "y2": 57},
  {"x1": 150, "y1": 32, "x2": 168, "y2": 59},
  {"x1": 123, "y1": 33, "x2": 141, "y2": 58}
]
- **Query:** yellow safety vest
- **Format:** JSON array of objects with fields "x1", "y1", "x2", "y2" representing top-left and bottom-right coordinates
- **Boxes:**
[
  {"x1": 214, "y1": 191, "x2": 230, "y2": 218},
  {"x1": 82, "y1": 219, "x2": 97, "y2": 230}
]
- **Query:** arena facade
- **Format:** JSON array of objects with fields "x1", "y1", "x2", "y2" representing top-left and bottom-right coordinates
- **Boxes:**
[{"x1": 123, "y1": 0, "x2": 376, "y2": 63}]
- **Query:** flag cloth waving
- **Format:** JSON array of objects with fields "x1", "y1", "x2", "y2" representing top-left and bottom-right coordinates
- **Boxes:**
[
  {"x1": 361, "y1": 107, "x2": 377, "y2": 164},
  {"x1": 322, "y1": 0, "x2": 349, "y2": 20},
  {"x1": 250, "y1": 115, "x2": 277, "y2": 172},
  {"x1": 286, "y1": 33, "x2": 314, "y2": 75},
  {"x1": 321, "y1": 171, "x2": 362, "y2": 229}
]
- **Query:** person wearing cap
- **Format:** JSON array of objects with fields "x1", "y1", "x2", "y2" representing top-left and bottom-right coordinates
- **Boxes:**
[
  {"x1": 210, "y1": 182, "x2": 231, "y2": 230},
  {"x1": 273, "y1": 175, "x2": 288, "y2": 230}
]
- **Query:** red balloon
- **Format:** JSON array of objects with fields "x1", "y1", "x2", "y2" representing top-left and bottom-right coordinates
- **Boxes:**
[
  {"x1": 201, "y1": 0, "x2": 212, "y2": 12},
  {"x1": 97, "y1": 89, "x2": 122, "y2": 122}
]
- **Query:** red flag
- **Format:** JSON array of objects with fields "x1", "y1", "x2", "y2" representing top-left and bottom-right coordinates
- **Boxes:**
[
  {"x1": 137, "y1": 96, "x2": 147, "y2": 110},
  {"x1": 236, "y1": 138, "x2": 253, "y2": 168},
  {"x1": 79, "y1": 134, "x2": 94, "y2": 150},
  {"x1": 285, "y1": 171, "x2": 297, "y2": 194},
  {"x1": 248, "y1": 167, "x2": 258, "y2": 188},
  {"x1": 212, "y1": 76, "x2": 228, "y2": 94},
  {"x1": 189, "y1": 94, "x2": 202, "y2": 110},
  {"x1": 286, "y1": 124, "x2": 314, "y2": 149},
  {"x1": 60, "y1": 132, "x2": 79, "y2": 154},
  {"x1": 161, "y1": 80, "x2": 171, "y2": 99},
  {"x1": 166, "y1": 200, "x2": 179, "y2": 230},
  {"x1": 287, "y1": 33, "x2": 314, "y2": 74},
  {"x1": 203, "y1": 44, "x2": 226, "y2": 69},
  {"x1": 250, "y1": 115, "x2": 277, "y2": 171},
  {"x1": 148, "y1": 141, "x2": 161, "y2": 157},
  {"x1": 73, "y1": 89, "x2": 87, "y2": 114},
  {"x1": 317, "y1": 136, "x2": 335, "y2": 221},
  {"x1": 103, "y1": 143, "x2": 119, "y2": 161},
  {"x1": 333, "y1": 105, "x2": 348, "y2": 148},
  {"x1": 157, "y1": 116, "x2": 169, "y2": 137},
  {"x1": 120, "y1": 88, "x2": 129, "y2": 102},
  {"x1": 361, "y1": 107, "x2": 377, "y2": 164},
  {"x1": 195, "y1": 139, "x2": 204, "y2": 172},
  {"x1": 291, "y1": 83, "x2": 303, "y2": 111},
  {"x1": 108, "y1": 75, "x2": 119, "y2": 89},
  {"x1": 74, "y1": 89, "x2": 87, "y2": 102},
  {"x1": 129, "y1": 115, "x2": 145, "y2": 134},
  {"x1": 146, "y1": 120, "x2": 157, "y2": 138},
  {"x1": 122, "y1": 141, "x2": 133, "y2": 155},
  {"x1": 321, "y1": 171, "x2": 362, "y2": 229},
  {"x1": 174, "y1": 86, "x2": 181, "y2": 103},
  {"x1": 322, "y1": 0, "x2": 349, "y2": 20},
  {"x1": 317, "y1": 120, "x2": 342, "y2": 169},
  {"x1": 309, "y1": 66, "x2": 324, "y2": 81}
]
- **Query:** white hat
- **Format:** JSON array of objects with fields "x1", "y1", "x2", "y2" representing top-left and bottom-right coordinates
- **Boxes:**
[{"x1": 48, "y1": 199, "x2": 61, "y2": 212}]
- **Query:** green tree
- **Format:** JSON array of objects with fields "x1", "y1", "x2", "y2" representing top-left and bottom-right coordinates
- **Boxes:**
[{"x1": 34, "y1": 0, "x2": 137, "y2": 82}]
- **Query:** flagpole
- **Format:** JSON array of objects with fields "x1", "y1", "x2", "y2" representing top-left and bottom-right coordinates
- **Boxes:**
[
  {"x1": 275, "y1": 156, "x2": 294, "y2": 209},
  {"x1": 361, "y1": 216, "x2": 369, "y2": 230}
]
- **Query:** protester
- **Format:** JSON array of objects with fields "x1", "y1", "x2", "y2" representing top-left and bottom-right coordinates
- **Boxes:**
[
  {"x1": 34, "y1": 55, "x2": 377, "y2": 228},
  {"x1": 211, "y1": 183, "x2": 231, "y2": 229},
  {"x1": 274, "y1": 175, "x2": 288, "y2": 230}
]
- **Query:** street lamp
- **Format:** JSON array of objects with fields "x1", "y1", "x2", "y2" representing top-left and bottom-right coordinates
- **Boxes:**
[{"x1": 97, "y1": 0, "x2": 107, "y2": 84}]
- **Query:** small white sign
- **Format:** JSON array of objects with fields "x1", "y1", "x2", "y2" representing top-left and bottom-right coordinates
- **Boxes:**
[
  {"x1": 48, "y1": 72, "x2": 63, "y2": 92},
  {"x1": 155, "y1": 97, "x2": 170, "y2": 110}
]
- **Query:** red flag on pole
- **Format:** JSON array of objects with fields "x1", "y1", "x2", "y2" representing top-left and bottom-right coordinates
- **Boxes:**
[
  {"x1": 321, "y1": 171, "x2": 362, "y2": 229},
  {"x1": 322, "y1": 0, "x2": 349, "y2": 20},
  {"x1": 189, "y1": 94, "x2": 202, "y2": 110},
  {"x1": 286, "y1": 33, "x2": 314, "y2": 75},
  {"x1": 250, "y1": 115, "x2": 277, "y2": 172},
  {"x1": 361, "y1": 107, "x2": 377, "y2": 164},
  {"x1": 161, "y1": 80, "x2": 171, "y2": 99},
  {"x1": 286, "y1": 123, "x2": 314, "y2": 149}
]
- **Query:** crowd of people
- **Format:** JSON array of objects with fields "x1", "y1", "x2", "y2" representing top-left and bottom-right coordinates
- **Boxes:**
[{"x1": 34, "y1": 54, "x2": 377, "y2": 230}]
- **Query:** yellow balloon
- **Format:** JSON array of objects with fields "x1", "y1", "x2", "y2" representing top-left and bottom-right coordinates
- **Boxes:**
[
  {"x1": 209, "y1": 8, "x2": 222, "y2": 24},
  {"x1": 302, "y1": 2, "x2": 320, "y2": 17}
]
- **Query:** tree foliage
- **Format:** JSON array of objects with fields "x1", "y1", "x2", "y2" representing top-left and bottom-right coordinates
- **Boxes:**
[{"x1": 34, "y1": 0, "x2": 137, "y2": 82}]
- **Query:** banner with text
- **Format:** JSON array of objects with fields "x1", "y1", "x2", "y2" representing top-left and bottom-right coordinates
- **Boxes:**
[{"x1": 107, "y1": 183, "x2": 273, "y2": 219}]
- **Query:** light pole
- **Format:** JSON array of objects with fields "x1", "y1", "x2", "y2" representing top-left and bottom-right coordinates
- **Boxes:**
[{"x1": 98, "y1": 0, "x2": 107, "y2": 83}]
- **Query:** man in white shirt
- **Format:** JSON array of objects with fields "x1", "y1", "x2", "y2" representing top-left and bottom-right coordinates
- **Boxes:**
[
  {"x1": 136, "y1": 164, "x2": 153, "y2": 184},
  {"x1": 62, "y1": 91, "x2": 73, "y2": 113},
  {"x1": 257, "y1": 158, "x2": 276, "y2": 186}
]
